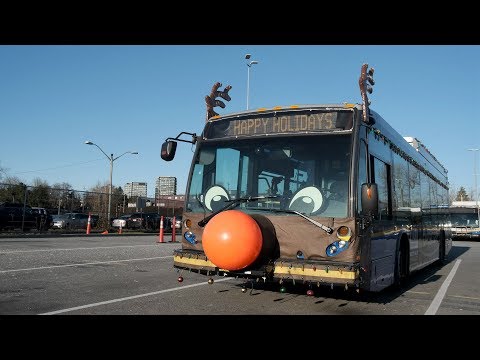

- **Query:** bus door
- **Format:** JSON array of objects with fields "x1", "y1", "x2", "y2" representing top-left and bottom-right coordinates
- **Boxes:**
[{"x1": 369, "y1": 156, "x2": 396, "y2": 289}]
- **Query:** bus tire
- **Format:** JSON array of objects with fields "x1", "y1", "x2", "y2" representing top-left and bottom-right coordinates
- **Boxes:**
[{"x1": 394, "y1": 236, "x2": 409, "y2": 289}]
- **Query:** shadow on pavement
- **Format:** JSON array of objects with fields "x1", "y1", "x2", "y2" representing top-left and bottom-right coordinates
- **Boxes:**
[{"x1": 228, "y1": 243, "x2": 471, "y2": 304}]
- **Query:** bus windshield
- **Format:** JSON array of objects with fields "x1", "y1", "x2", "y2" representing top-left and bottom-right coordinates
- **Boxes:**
[
  {"x1": 451, "y1": 211, "x2": 479, "y2": 227},
  {"x1": 186, "y1": 134, "x2": 351, "y2": 218}
]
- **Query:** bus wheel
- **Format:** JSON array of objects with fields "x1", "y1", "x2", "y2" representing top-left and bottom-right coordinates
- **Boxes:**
[{"x1": 394, "y1": 237, "x2": 409, "y2": 289}]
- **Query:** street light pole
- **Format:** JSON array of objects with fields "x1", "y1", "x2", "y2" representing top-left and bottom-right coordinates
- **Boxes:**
[
  {"x1": 245, "y1": 54, "x2": 259, "y2": 110},
  {"x1": 468, "y1": 148, "x2": 480, "y2": 227},
  {"x1": 85, "y1": 141, "x2": 138, "y2": 227},
  {"x1": 108, "y1": 153, "x2": 113, "y2": 226}
]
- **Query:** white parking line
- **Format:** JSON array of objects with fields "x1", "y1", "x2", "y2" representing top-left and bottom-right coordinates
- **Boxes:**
[
  {"x1": 0, "y1": 256, "x2": 172, "y2": 273},
  {"x1": 0, "y1": 244, "x2": 163, "y2": 254},
  {"x1": 425, "y1": 259, "x2": 462, "y2": 315},
  {"x1": 39, "y1": 278, "x2": 233, "y2": 315},
  {"x1": 448, "y1": 294, "x2": 480, "y2": 301}
]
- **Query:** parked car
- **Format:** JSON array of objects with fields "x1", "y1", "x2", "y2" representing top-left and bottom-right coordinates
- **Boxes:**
[
  {"x1": 127, "y1": 212, "x2": 160, "y2": 230},
  {"x1": 0, "y1": 202, "x2": 37, "y2": 231},
  {"x1": 31, "y1": 207, "x2": 53, "y2": 230},
  {"x1": 144, "y1": 213, "x2": 173, "y2": 231},
  {"x1": 52, "y1": 212, "x2": 90, "y2": 230},
  {"x1": 112, "y1": 214, "x2": 132, "y2": 229},
  {"x1": 171, "y1": 215, "x2": 182, "y2": 231},
  {"x1": 51, "y1": 215, "x2": 63, "y2": 227},
  {"x1": 110, "y1": 213, "x2": 165, "y2": 231},
  {"x1": 86, "y1": 214, "x2": 99, "y2": 228},
  {"x1": 156, "y1": 215, "x2": 172, "y2": 232},
  {"x1": 126, "y1": 212, "x2": 147, "y2": 229},
  {"x1": 144, "y1": 213, "x2": 164, "y2": 230}
]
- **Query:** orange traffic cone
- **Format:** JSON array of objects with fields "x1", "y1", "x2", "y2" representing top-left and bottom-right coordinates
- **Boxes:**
[
  {"x1": 101, "y1": 230, "x2": 109, "y2": 234},
  {"x1": 118, "y1": 225, "x2": 123, "y2": 235},
  {"x1": 157, "y1": 216, "x2": 164, "y2": 243},
  {"x1": 86, "y1": 213, "x2": 92, "y2": 234}
]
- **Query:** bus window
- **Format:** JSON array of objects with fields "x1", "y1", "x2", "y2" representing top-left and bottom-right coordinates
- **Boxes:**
[
  {"x1": 357, "y1": 139, "x2": 367, "y2": 214},
  {"x1": 409, "y1": 165, "x2": 422, "y2": 209},
  {"x1": 372, "y1": 156, "x2": 391, "y2": 219},
  {"x1": 392, "y1": 151, "x2": 411, "y2": 209}
]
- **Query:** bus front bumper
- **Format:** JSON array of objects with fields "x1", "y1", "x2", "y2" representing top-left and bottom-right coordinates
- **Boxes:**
[{"x1": 173, "y1": 249, "x2": 361, "y2": 286}]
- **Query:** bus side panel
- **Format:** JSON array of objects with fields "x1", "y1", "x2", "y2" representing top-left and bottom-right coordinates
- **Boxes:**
[
  {"x1": 367, "y1": 225, "x2": 397, "y2": 291},
  {"x1": 421, "y1": 223, "x2": 439, "y2": 268},
  {"x1": 408, "y1": 228, "x2": 421, "y2": 272},
  {"x1": 370, "y1": 256, "x2": 395, "y2": 291}
]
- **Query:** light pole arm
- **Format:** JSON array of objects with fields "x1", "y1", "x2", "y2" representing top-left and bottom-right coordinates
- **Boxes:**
[
  {"x1": 85, "y1": 140, "x2": 138, "y2": 228},
  {"x1": 91, "y1": 143, "x2": 110, "y2": 161},
  {"x1": 113, "y1": 151, "x2": 136, "y2": 162}
]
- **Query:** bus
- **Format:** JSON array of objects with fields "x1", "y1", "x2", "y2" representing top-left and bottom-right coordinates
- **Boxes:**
[
  {"x1": 160, "y1": 64, "x2": 452, "y2": 294},
  {"x1": 449, "y1": 206, "x2": 480, "y2": 240}
]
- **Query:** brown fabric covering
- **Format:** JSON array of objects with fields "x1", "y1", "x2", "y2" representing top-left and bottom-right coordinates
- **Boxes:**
[{"x1": 181, "y1": 212, "x2": 359, "y2": 263}]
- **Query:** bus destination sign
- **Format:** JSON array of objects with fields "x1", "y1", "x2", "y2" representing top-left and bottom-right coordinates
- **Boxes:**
[{"x1": 204, "y1": 111, "x2": 353, "y2": 139}]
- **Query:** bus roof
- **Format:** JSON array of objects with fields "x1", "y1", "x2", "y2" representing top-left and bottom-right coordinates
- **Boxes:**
[
  {"x1": 369, "y1": 110, "x2": 448, "y2": 179},
  {"x1": 403, "y1": 136, "x2": 447, "y2": 174},
  {"x1": 208, "y1": 103, "x2": 361, "y2": 121}
]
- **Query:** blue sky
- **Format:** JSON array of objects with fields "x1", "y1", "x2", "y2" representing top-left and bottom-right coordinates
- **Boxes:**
[{"x1": 0, "y1": 45, "x2": 478, "y2": 198}]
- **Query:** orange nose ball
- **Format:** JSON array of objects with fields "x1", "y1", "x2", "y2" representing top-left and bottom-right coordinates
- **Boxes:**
[{"x1": 203, "y1": 210, "x2": 262, "y2": 270}]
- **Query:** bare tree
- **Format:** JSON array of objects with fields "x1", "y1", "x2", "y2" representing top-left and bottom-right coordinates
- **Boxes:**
[
  {"x1": 2, "y1": 175, "x2": 22, "y2": 185},
  {"x1": 0, "y1": 162, "x2": 7, "y2": 181},
  {"x1": 83, "y1": 181, "x2": 109, "y2": 216},
  {"x1": 49, "y1": 182, "x2": 74, "y2": 214},
  {"x1": 29, "y1": 178, "x2": 52, "y2": 208},
  {"x1": 448, "y1": 183, "x2": 458, "y2": 205},
  {"x1": 468, "y1": 186, "x2": 477, "y2": 202},
  {"x1": 0, "y1": 177, "x2": 25, "y2": 203}
]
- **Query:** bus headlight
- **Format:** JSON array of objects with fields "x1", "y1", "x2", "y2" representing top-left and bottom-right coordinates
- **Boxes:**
[
  {"x1": 326, "y1": 226, "x2": 352, "y2": 257},
  {"x1": 327, "y1": 244, "x2": 338, "y2": 256},
  {"x1": 326, "y1": 240, "x2": 350, "y2": 257},
  {"x1": 184, "y1": 231, "x2": 197, "y2": 245}
]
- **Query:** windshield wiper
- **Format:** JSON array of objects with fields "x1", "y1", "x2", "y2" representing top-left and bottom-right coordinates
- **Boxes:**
[
  {"x1": 198, "y1": 195, "x2": 280, "y2": 227},
  {"x1": 196, "y1": 193, "x2": 207, "y2": 217},
  {"x1": 268, "y1": 209, "x2": 333, "y2": 234}
]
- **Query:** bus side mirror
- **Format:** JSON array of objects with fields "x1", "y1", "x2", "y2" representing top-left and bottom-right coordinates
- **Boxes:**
[
  {"x1": 161, "y1": 140, "x2": 177, "y2": 161},
  {"x1": 361, "y1": 183, "x2": 378, "y2": 215}
]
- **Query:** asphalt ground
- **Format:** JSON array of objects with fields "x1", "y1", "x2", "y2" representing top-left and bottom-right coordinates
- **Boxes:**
[{"x1": 0, "y1": 235, "x2": 479, "y2": 316}]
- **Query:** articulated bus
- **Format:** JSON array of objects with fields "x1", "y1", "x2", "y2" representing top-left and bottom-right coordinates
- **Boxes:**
[{"x1": 160, "y1": 64, "x2": 452, "y2": 294}]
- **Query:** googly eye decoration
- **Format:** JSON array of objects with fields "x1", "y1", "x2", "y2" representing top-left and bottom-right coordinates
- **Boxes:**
[
  {"x1": 204, "y1": 185, "x2": 230, "y2": 212},
  {"x1": 288, "y1": 186, "x2": 324, "y2": 215}
]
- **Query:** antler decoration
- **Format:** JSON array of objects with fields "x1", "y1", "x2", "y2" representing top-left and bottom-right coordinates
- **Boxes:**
[
  {"x1": 358, "y1": 63, "x2": 375, "y2": 124},
  {"x1": 205, "y1": 82, "x2": 232, "y2": 121}
]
